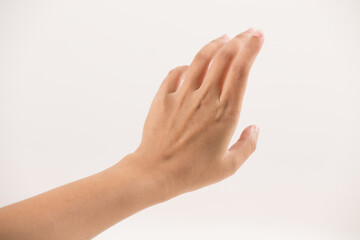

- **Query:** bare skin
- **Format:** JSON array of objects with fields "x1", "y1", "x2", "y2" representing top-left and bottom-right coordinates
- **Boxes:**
[{"x1": 0, "y1": 28, "x2": 264, "y2": 240}]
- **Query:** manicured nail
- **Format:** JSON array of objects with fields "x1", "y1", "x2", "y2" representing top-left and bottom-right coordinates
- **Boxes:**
[
  {"x1": 253, "y1": 125, "x2": 260, "y2": 134},
  {"x1": 246, "y1": 27, "x2": 264, "y2": 38},
  {"x1": 219, "y1": 34, "x2": 230, "y2": 40}
]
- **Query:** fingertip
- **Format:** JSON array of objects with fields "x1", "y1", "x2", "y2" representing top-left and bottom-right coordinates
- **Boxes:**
[
  {"x1": 219, "y1": 34, "x2": 231, "y2": 40},
  {"x1": 246, "y1": 27, "x2": 264, "y2": 39},
  {"x1": 249, "y1": 125, "x2": 260, "y2": 146},
  {"x1": 252, "y1": 124, "x2": 260, "y2": 134},
  {"x1": 254, "y1": 28, "x2": 264, "y2": 39}
]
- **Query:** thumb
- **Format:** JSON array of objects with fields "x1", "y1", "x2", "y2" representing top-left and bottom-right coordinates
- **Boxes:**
[{"x1": 223, "y1": 124, "x2": 260, "y2": 174}]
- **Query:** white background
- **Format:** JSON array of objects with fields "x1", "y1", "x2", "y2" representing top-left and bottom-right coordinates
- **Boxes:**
[{"x1": 1, "y1": 0, "x2": 359, "y2": 239}]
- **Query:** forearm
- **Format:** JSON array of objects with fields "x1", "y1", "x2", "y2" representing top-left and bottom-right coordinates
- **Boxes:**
[{"x1": 0, "y1": 153, "x2": 167, "y2": 240}]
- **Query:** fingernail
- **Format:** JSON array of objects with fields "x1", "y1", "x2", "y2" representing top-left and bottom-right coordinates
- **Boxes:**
[
  {"x1": 246, "y1": 27, "x2": 264, "y2": 38},
  {"x1": 253, "y1": 28, "x2": 264, "y2": 37},
  {"x1": 253, "y1": 125, "x2": 260, "y2": 134},
  {"x1": 219, "y1": 34, "x2": 230, "y2": 40},
  {"x1": 246, "y1": 27, "x2": 255, "y2": 34}
]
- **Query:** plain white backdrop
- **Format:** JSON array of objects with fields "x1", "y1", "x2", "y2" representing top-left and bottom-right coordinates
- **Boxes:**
[{"x1": 1, "y1": 0, "x2": 359, "y2": 239}]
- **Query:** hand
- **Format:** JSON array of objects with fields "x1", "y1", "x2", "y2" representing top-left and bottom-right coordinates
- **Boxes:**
[
  {"x1": 0, "y1": 28, "x2": 264, "y2": 240},
  {"x1": 132, "y1": 28, "x2": 264, "y2": 200}
]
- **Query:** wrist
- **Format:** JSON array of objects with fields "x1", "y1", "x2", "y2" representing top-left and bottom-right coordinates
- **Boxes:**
[{"x1": 109, "y1": 153, "x2": 176, "y2": 204}]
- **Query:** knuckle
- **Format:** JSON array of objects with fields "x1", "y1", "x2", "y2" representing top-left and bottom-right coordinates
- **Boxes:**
[
  {"x1": 168, "y1": 65, "x2": 187, "y2": 75},
  {"x1": 217, "y1": 47, "x2": 235, "y2": 61},
  {"x1": 230, "y1": 60, "x2": 249, "y2": 75},
  {"x1": 221, "y1": 100, "x2": 240, "y2": 121},
  {"x1": 226, "y1": 107, "x2": 239, "y2": 121}
]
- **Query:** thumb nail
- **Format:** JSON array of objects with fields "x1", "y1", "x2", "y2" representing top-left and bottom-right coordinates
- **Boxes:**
[{"x1": 253, "y1": 125, "x2": 260, "y2": 134}]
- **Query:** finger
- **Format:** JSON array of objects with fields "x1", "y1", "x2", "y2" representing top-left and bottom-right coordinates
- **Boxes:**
[
  {"x1": 179, "y1": 34, "x2": 230, "y2": 92},
  {"x1": 199, "y1": 29, "x2": 256, "y2": 96},
  {"x1": 160, "y1": 65, "x2": 189, "y2": 93},
  {"x1": 222, "y1": 125, "x2": 260, "y2": 175},
  {"x1": 220, "y1": 28, "x2": 264, "y2": 113}
]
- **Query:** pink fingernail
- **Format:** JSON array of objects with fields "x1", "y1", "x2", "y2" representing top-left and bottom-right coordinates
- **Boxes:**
[
  {"x1": 219, "y1": 34, "x2": 230, "y2": 40},
  {"x1": 246, "y1": 27, "x2": 255, "y2": 33},
  {"x1": 246, "y1": 27, "x2": 264, "y2": 38},
  {"x1": 253, "y1": 28, "x2": 264, "y2": 37}
]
